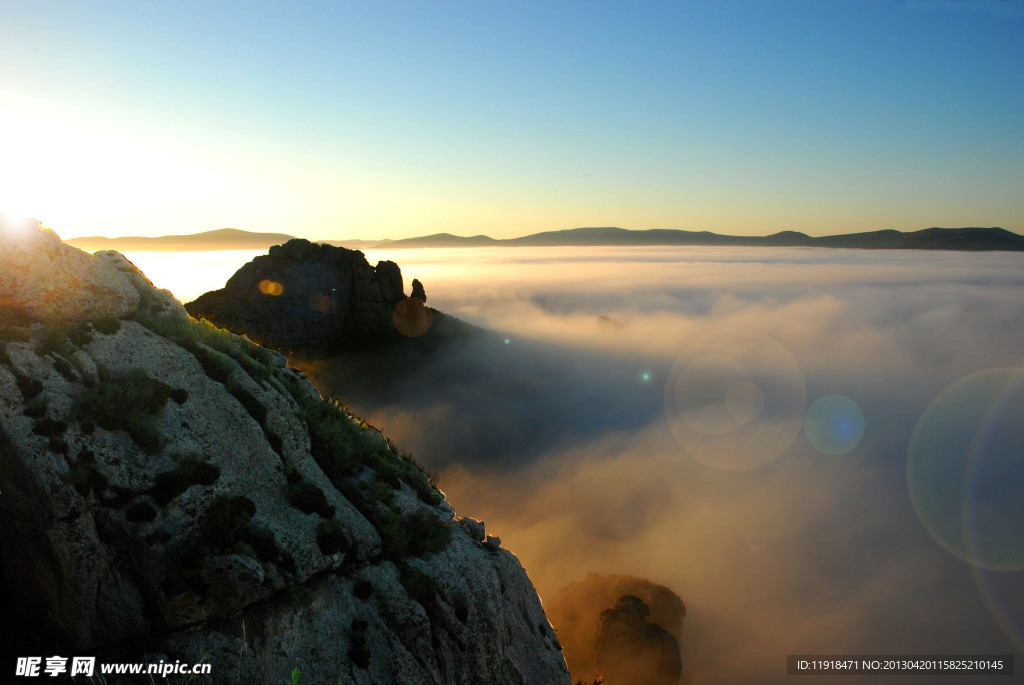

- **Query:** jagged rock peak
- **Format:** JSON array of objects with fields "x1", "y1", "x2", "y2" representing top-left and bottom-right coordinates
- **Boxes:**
[
  {"x1": 185, "y1": 238, "x2": 410, "y2": 353},
  {"x1": 0, "y1": 221, "x2": 570, "y2": 684}
]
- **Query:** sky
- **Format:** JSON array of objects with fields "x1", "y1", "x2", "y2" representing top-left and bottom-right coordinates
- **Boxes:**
[
  {"x1": 1, "y1": 0, "x2": 1022, "y2": 242},
  {"x1": 292, "y1": 245, "x2": 1024, "y2": 683}
]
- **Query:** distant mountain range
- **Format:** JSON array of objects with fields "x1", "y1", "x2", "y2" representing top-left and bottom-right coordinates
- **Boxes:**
[
  {"x1": 69, "y1": 225, "x2": 1024, "y2": 252},
  {"x1": 67, "y1": 228, "x2": 297, "y2": 252}
]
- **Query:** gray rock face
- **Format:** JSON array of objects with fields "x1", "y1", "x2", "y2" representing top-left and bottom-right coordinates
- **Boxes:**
[
  {"x1": 0, "y1": 224, "x2": 570, "y2": 684},
  {"x1": 184, "y1": 239, "x2": 408, "y2": 352}
]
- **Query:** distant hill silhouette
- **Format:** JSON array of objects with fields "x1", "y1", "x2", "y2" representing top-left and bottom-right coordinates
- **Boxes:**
[
  {"x1": 67, "y1": 228, "x2": 296, "y2": 252},
  {"x1": 70, "y1": 225, "x2": 1024, "y2": 252},
  {"x1": 365, "y1": 225, "x2": 1024, "y2": 251}
]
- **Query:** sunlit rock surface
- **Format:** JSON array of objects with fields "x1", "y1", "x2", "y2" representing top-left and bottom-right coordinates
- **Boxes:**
[
  {"x1": 0, "y1": 216, "x2": 139, "y2": 322},
  {"x1": 0, "y1": 222, "x2": 569, "y2": 684}
]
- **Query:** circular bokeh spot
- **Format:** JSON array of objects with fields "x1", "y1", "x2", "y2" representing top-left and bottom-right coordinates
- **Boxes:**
[
  {"x1": 393, "y1": 297, "x2": 433, "y2": 338},
  {"x1": 907, "y1": 367, "x2": 1024, "y2": 571},
  {"x1": 804, "y1": 394, "x2": 865, "y2": 455},
  {"x1": 665, "y1": 329, "x2": 806, "y2": 470},
  {"x1": 258, "y1": 279, "x2": 284, "y2": 296}
]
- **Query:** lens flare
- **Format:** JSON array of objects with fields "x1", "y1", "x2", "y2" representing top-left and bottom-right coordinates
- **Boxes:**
[
  {"x1": 804, "y1": 394, "x2": 865, "y2": 455},
  {"x1": 907, "y1": 367, "x2": 1024, "y2": 571},
  {"x1": 664, "y1": 329, "x2": 806, "y2": 470},
  {"x1": 258, "y1": 279, "x2": 284, "y2": 296},
  {"x1": 393, "y1": 297, "x2": 433, "y2": 338}
]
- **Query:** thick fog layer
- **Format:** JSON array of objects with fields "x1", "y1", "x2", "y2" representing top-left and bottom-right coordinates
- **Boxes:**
[{"x1": 299, "y1": 246, "x2": 1024, "y2": 684}]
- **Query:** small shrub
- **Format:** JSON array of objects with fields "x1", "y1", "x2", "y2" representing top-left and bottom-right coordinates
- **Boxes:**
[
  {"x1": 150, "y1": 457, "x2": 220, "y2": 504},
  {"x1": 301, "y1": 399, "x2": 364, "y2": 484},
  {"x1": 66, "y1": 323, "x2": 93, "y2": 348},
  {"x1": 237, "y1": 353, "x2": 272, "y2": 382},
  {"x1": 453, "y1": 593, "x2": 469, "y2": 624},
  {"x1": 32, "y1": 417, "x2": 67, "y2": 438},
  {"x1": 190, "y1": 345, "x2": 234, "y2": 383},
  {"x1": 23, "y1": 396, "x2": 47, "y2": 418},
  {"x1": 317, "y1": 519, "x2": 350, "y2": 555},
  {"x1": 92, "y1": 317, "x2": 121, "y2": 335},
  {"x1": 14, "y1": 372, "x2": 43, "y2": 400},
  {"x1": 206, "y1": 495, "x2": 256, "y2": 540},
  {"x1": 170, "y1": 388, "x2": 189, "y2": 405},
  {"x1": 264, "y1": 427, "x2": 284, "y2": 455},
  {"x1": 124, "y1": 413, "x2": 163, "y2": 454},
  {"x1": 286, "y1": 481, "x2": 335, "y2": 518},
  {"x1": 178, "y1": 456, "x2": 220, "y2": 485},
  {"x1": 404, "y1": 510, "x2": 453, "y2": 558},
  {"x1": 353, "y1": 579, "x2": 373, "y2": 601},
  {"x1": 151, "y1": 471, "x2": 192, "y2": 501},
  {"x1": 228, "y1": 384, "x2": 267, "y2": 424},
  {"x1": 348, "y1": 619, "x2": 370, "y2": 669},
  {"x1": 37, "y1": 327, "x2": 74, "y2": 358},
  {"x1": 377, "y1": 510, "x2": 411, "y2": 560},
  {"x1": 0, "y1": 303, "x2": 33, "y2": 334},
  {"x1": 64, "y1": 457, "x2": 108, "y2": 498},
  {"x1": 239, "y1": 525, "x2": 291, "y2": 572},
  {"x1": 397, "y1": 562, "x2": 440, "y2": 608},
  {"x1": 73, "y1": 367, "x2": 185, "y2": 454},
  {"x1": 365, "y1": 478, "x2": 395, "y2": 505},
  {"x1": 126, "y1": 502, "x2": 157, "y2": 523},
  {"x1": 52, "y1": 356, "x2": 77, "y2": 382},
  {"x1": 229, "y1": 540, "x2": 257, "y2": 559}
]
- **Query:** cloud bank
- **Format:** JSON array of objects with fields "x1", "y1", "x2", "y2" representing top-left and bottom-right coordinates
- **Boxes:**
[{"x1": 299, "y1": 246, "x2": 1024, "y2": 683}]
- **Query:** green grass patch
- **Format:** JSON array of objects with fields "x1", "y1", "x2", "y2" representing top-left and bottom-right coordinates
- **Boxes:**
[
  {"x1": 403, "y1": 510, "x2": 452, "y2": 558},
  {"x1": 73, "y1": 367, "x2": 186, "y2": 454},
  {"x1": 150, "y1": 455, "x2": 221, "y2": 505},
  {"x1": 190, "y1": 345, "x2": 235, "y2": 383}
]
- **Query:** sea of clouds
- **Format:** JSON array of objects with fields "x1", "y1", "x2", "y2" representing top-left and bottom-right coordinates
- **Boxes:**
[{"x1": 297, "y1": 246, "x2": 1024, "y2": 684}]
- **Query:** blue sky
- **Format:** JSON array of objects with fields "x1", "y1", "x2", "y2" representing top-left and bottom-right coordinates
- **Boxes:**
[{"x1": 1, "y1": 0, "x2": 1022, "y2": 240}]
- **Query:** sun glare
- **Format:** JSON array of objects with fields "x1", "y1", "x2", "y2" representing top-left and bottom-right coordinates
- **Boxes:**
[{"x1": 0, "y1": 213, "x2": 45, "y2": 241}]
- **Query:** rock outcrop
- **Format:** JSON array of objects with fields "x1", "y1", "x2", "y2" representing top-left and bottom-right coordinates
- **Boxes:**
[
  {"x1": 184, "y1": 239, "x2": 414, "y2": 352},
  {"x1": 546, "y1": 573, "x2": 685, "y2": 685},
  {"x1": 0, "y1": 219, "x2": 570, "y2": 684},
  {"x1": 595, "y1": 596, "x2": 682, "y2": 685}
]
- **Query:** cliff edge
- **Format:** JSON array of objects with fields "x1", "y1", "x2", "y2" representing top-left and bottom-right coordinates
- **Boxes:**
[{"x1": 0, "y1": 219, "x2": 569, "y2": 684}]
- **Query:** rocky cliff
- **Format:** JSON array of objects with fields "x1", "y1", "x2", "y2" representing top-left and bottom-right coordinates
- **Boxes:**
[
  {"x1": 0, "y1": 220, "x2": 570, "y2": 684},
  {"x1": 184, "y1": 239, "x2": 434, "y2": 353}
]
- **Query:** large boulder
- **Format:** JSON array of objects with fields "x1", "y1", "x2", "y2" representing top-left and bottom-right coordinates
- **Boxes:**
[
  {"x1": 184, "y1": 239, "x2": 411, "y2": 352},
  {"x1": 0, "y1": 221, "x2": 570, "y2": 684}
]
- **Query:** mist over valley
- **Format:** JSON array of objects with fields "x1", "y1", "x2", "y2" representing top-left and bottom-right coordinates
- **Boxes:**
[{"x1": 284, "y1": 245, "x2": 1024, "y2": 683}]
